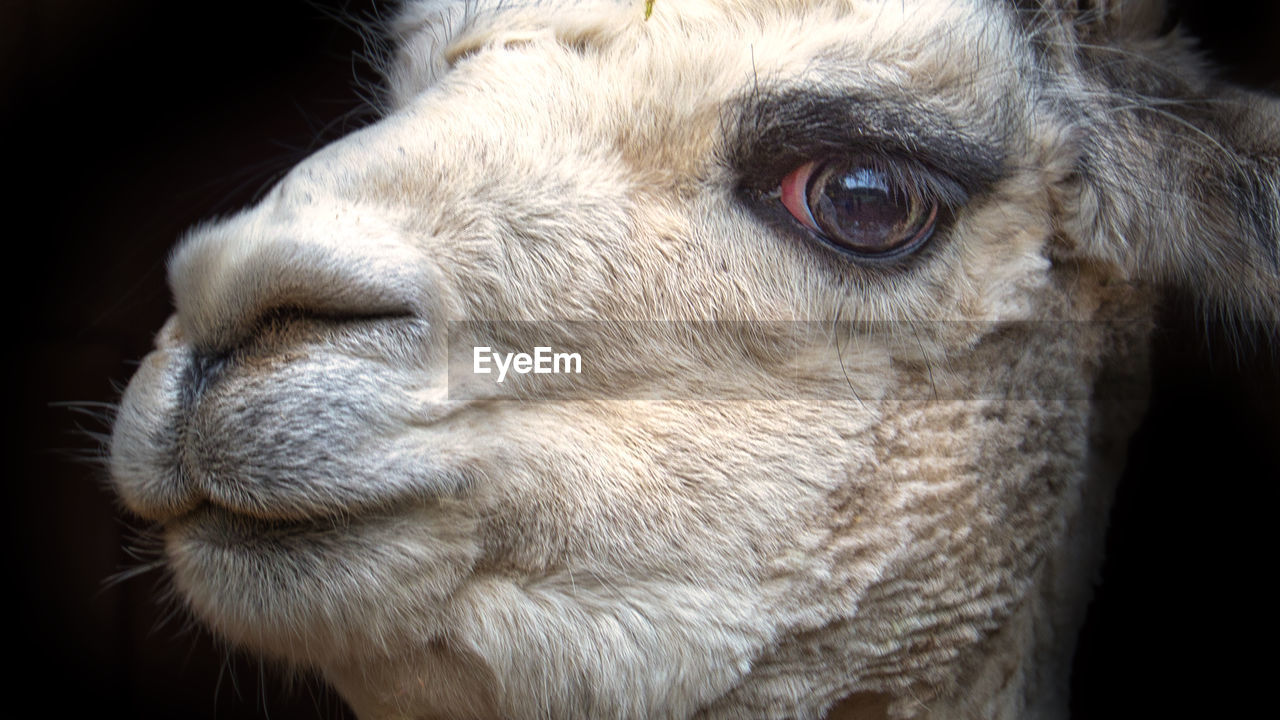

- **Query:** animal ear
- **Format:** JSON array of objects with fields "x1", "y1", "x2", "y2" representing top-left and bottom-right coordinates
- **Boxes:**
[{"x1": 1051, "y1": 1, "x2": 1280, "y2": 331}]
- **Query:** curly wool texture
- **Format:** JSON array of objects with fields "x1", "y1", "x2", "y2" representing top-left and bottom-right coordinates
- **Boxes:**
[{"x1": 110, "y1": 2, "x2": 1278, "y2": 719}]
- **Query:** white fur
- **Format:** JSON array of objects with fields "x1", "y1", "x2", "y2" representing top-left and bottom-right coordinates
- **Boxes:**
[{"x1": 110, "y1": 2, "x2": 1279, "y2": 718}]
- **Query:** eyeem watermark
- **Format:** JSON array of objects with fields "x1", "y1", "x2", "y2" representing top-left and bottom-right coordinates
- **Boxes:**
[
  {"x1": 447, "y1": 320, "x2": 1148, "y2": 402},
  {"x1": 473, "y1": 346, "x2": 582, "y2": 383}
]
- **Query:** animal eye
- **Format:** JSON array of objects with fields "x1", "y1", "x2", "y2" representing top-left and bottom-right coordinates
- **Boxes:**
[{"x1": 779, "y1": 158, "x2": 939, "y2": 258}]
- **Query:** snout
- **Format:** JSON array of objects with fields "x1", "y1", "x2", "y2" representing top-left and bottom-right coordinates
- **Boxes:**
[
  {"x1": 111, "y1": 187, "x2": 454, "y2": 526},
  {"x1": 106, "y1": 191, "x2": 479, "y2": 660}
]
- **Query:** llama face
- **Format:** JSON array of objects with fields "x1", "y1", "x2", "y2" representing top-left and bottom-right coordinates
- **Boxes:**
[{"x1": 109, "y1": 2, "x2": 1279, "y2": 718}]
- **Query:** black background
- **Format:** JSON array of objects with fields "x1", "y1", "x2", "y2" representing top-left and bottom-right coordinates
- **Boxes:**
[{"x1": 6, "y1": 1, "x2": 1278, "y2": 718}]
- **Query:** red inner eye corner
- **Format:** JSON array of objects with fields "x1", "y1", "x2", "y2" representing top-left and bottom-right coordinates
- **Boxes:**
[{"x1": 780, "y1": 161, "x2": 819, "y2": 230}]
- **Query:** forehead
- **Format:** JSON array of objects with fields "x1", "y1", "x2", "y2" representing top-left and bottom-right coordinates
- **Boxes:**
[
  {"x1": 388, "y1": 0, "x2": 1033, "y2": 176},
  {"x1": 391, "y1": 0, "x2": 1029, "y2": 100}
]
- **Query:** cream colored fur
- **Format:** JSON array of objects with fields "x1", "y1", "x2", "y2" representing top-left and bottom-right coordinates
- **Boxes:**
[{"x1": 109, "y1": 1, "x2": 1280, "y2": 718}]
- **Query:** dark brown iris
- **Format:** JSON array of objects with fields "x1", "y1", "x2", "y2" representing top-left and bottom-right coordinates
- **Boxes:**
[{"x1": 805, "y1": 161, "x2": 938, "y2": 256}]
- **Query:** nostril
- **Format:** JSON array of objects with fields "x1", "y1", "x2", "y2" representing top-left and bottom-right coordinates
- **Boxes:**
[
  {"x1": 182, "y1": 308, "x2": 416, "y2": 374},
  {"x1": 244, "y1": 305, "x2": 418, "y2": 346},
  {"x1": 167, "y1": 210, "x2": 432, "y2": 353}
]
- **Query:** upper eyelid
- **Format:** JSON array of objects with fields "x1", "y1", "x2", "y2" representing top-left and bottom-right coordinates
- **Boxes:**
[{"x1": 726, "y1": 89, "x2": 1006, "y2": 194}]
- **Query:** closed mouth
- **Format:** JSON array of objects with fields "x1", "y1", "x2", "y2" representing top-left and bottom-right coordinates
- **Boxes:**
[{"x1": 172, "y1": 501, "x2": 363, "y2": 545}]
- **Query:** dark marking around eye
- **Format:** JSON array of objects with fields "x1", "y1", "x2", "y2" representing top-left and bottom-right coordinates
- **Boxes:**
[
  {"x1": 723, "y1": 88, "x2": 1006, "y2": 269},
  {"x1": 726, "y1": 89, "x2": 1006, "y2": 194}
]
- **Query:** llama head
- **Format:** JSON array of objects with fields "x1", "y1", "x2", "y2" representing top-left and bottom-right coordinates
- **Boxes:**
[{"x1": 109, "y1": 2, "x2": 1279, "y2": 718}]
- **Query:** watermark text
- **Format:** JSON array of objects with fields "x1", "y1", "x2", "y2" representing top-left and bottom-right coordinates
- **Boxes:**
[{"x1": 473, "y1": 346, "x2": 582, "y2": 383}]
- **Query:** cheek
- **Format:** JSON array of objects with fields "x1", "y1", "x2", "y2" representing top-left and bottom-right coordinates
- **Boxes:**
[{"x1": 463, "y1": 400, "x2": 855, "y2": 580}]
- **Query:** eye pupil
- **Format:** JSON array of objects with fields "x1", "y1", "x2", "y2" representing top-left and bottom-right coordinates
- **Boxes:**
[
  {"x1": 791, "y1": 160, "x2": 939, "y2": 257},
  {"x1": 813, "y1": 170, "x2": 900, "y2": 244}
]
